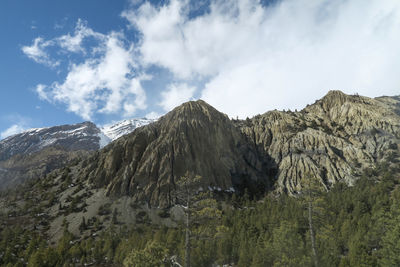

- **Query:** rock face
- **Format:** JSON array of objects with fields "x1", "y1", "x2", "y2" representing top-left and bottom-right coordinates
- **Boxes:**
[
  {"x1": 72, "y1": 92, "x2": 400, "y2": 207},
  {"x1": 2, "y1": 91, "x2": 399, "y2": 206},
  {"x1": 81, "y1": 100, "x2": 271, "y2": 207},
  {"x1": 238, "y1": 91, "x2": 400, "y2": 194}
]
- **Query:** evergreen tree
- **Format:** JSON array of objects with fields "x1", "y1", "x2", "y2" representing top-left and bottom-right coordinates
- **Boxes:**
[
  {"x1": 301, "y1": 173, "x2": 326, "y2": 267},
  {"x1": 79, "y1": 216, "x2": 87, "y2": 233},
  {"x1": 379, "y1": 187, "x2": 400, "y2": 266},
  {"x1": 175, "y1": 172, "x2": 223, "y2": 267},
  {"x1": 123, "y1": 242, "x2": 168, "y2": 267}
]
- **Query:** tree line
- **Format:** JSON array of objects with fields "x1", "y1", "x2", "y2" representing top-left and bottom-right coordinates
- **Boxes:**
[{"x1": 0, "y1": 161, "x2": 400, "y2": 266}]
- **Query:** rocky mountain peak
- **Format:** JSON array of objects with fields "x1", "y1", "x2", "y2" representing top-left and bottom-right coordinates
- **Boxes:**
[
  {"x1": 162, "y1": 99, "x2": 228, "y2": 123},
  {"x1": 239, "y1": 91, "x2": 400, "y2": 195},
  {"x1": 308, "y1": 90, "x2": 370, "y2": 113},
  {"x1": 2, "y1": 92, "x2": 399, "y2": 209},
  {"x1": 80, "y1": 99, "x2": 270, "y2": 208}
]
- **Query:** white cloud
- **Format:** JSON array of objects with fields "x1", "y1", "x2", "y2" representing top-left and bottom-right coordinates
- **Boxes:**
[
  {"x1": 22, "y1": 37, "x2": 59, "y2": 67},
  {"x1": 23, "y1": 20, "x2": 105, "y2": 64},
  {"x1": 28, "y1": 23, "x2": 147, "y2": 120},
  {"x1": 123, "y1": 0, "x2": 400, "y2": 118},
  {"x1": 0, "y1": 124, "x2": 26, "y2": 140},
  {"x1": 25, "y1": 0, "x2": 400, "y2": 122},
  {"x1": 36, "y1": 84, "x2": 49, "y2": 101},
  {"x1": 145, "y1": 111, "x2": 161, "y2": 119},
  {"x1": 56, "y1": 19, "x2": 105, "y2": 53},
  {"x1": 159, "y1": 83, "x2": 196, "y2": 111}
]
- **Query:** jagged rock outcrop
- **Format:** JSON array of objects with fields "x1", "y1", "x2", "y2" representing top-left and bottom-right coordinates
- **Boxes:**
[
  {"x1": 237, "y1": 90, "x2": 400, "y2": 194},
  {"x1": 3, "y1": 91, "x2": 398, "y2": 206},
  {"x1": 80, "y1": 100, "x2": 271, "y2": 207}
]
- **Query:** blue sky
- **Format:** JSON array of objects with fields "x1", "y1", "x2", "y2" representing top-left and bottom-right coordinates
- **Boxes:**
[
  {"x1": 0, "y1": 0, "x2": 130, "y2": 137},
  {"x1": 1, "y1": 0, "x2": 400, "y2": 139}
]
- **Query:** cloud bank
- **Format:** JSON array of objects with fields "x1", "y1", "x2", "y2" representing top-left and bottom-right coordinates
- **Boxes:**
[
  {"x1": 24, "y1": 0, "x2": 400, "y2": 121},
  {"x1": 123, "y1": 0, "x2": 400, "y2": 118}
]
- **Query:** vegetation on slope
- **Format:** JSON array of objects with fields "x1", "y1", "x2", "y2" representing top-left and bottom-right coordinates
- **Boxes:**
[{"x1": 0, "y1": 161, "x2": 399, "y2": 266}]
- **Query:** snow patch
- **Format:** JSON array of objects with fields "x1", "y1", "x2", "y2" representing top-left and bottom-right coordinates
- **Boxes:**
[
  {"x1": 98, "y1": 132, "x2": 111, "y2": 148},
  {"x1": 38, "y1": 138, "x2": 57, "y2": 148},
  {"x1": 101, "y1": 118, "x2": 156, "y2": 141}
]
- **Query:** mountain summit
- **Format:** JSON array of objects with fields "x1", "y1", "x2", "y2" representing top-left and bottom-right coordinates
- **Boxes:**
[
  {"x1": 1, "y1": 92, "x2": 399, "y2": 200},
  {"x1": 81, "y1": 100, "x2": 271, "y2": 207},
  {"x1": 30, "y1": 92, "x2": 398, "y2": 209},
  {"x1": 239, "y1": 91, "x2": 400, "y2": 194}
]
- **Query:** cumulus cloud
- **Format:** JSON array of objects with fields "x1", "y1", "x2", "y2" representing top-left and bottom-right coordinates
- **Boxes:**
[
  {"x1": 123, "y1": 0, "x2": 400, "y2": 118},
  {"x1": 0, "y1": 124, "x2": 26, "y2": 140},
  {"x1": 145, "y1": 111, "x2": 161, "y2": 119},
  {"x1": 159, "y1": 83, "x2": 196, "y2": 111},
  {"x1": 26, "y1": 21, "x2": 147, "y2": 120},
  {"x1": 25, "y1": 0, "x2": 400, "y2": 121},
  {"x1": 23, "y1": 20, "x2": 104, "y2": 62},
  {"x1": 36, "y1": 84, "x2": 49, "y2": 101},
  {"x1": 22, "y1": 37, "x2": 59, "y2": 67},
  {"x1": 56, "y1": 19, "x2": 105, "y2": 53}
]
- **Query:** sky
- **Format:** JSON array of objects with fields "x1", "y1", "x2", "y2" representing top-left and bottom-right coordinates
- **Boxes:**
[{"x1": 1, "y1": 0, "x2": 400, "y2": 139}]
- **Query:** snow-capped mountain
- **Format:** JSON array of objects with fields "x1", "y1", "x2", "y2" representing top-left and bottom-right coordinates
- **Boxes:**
[
  {"x1": 0, "y1": 118, "x2": 156, "y2": 189},
  {"x1": 0, "y1": 121, "x2": 101, "y2": 161},
  {"x1": 100, "y1": 118, "x2": 156, "y2": 142},
  {"x1": 0, "y1": 118, "x2": 157, "y2": 161}
]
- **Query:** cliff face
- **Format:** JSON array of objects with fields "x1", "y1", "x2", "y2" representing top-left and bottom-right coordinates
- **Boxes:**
[
  {"x1": 73, "y1": 91, "x2": 400, "y2": 206},
  {"x1": 238, "y1": 91, "x2": 400, "y2": 194},
  {"x1": 80, "y1": 100, "x2": 271, "y2": 207}
]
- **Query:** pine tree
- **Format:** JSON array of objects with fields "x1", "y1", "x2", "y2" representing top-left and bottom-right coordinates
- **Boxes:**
[
  {"x1": 123, "y1": 242, "x2": 168, "y2": 267},
  {"x1": 301, "y1": 173, "x2": 326, "y2": 267},
  {"x1": 379, "y1": 188, "x2": 400, "y2": 266},
  {"x1": 174, "y1": 172, "x2": 223, "y2": 267},
  {"x1": 79, "y1": 216, "x2": 86, "y2": 233},
  {"x1": 112, "y1": 208, "x2": 118, "y2": 225}
]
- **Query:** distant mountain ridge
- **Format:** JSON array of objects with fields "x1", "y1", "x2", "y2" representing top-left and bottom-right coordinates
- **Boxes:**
[
  {"x1": 0, "y1": 118, "x2": 156, "y2": 189},
  {"x1": 0, "y1": 122, "x2": 100, "y2": 161},
  {"x1": 0, "y1": 118, "x2": 157, "y2": 160},
  {"x1": 1, "y1": 90, "x2": 399, "y2": 198}
]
